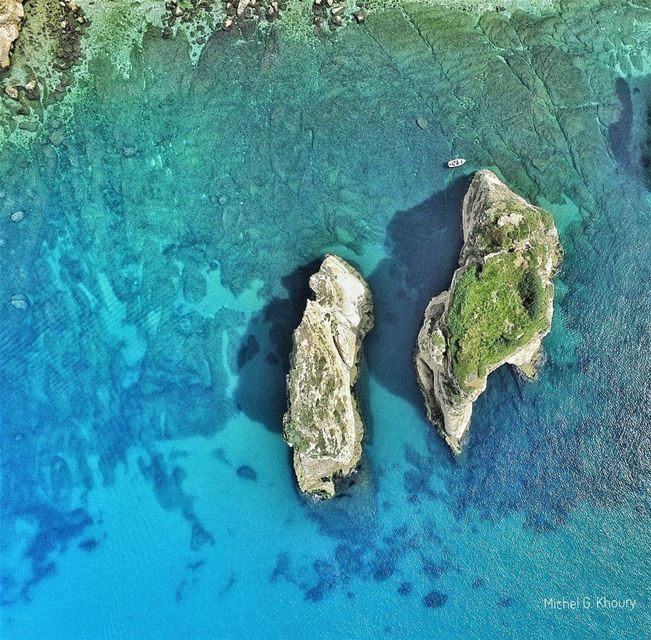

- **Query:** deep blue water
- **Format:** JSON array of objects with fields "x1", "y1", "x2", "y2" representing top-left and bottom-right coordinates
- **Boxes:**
[{"x1": 1, "y1": 2, "x2": 651, "y2": 638}]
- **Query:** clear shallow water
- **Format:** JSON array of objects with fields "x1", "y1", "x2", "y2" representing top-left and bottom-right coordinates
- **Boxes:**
[{"x1": 1, "y1": 2, "x2": 651, "y2": 638}]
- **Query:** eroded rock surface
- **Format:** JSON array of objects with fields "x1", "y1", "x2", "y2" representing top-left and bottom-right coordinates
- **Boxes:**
[
  {"x1": 0, "y1": 0, "x2": 23, "y2": 69},
  {"x1": 416, "y1": 170, "x2": 562, "y2": 453},
  {"x1": 283, "y1": 254, "x2": 373, "y2": 498}
]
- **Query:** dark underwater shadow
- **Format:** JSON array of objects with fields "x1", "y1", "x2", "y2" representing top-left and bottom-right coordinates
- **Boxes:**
[
  {"x1": 608, "y1": 77, "x2": 633, "y2": 170},
  {"x1": 638, "y1": 79, "x2": 651, "y2": 191},
  {"x1": 364, "y1": 174, "x2": 469, "y2": 406},
  {"x1": 608, "y1": 75, "x2": 651, "y2": 193},
  {"x1": 233, "y1": 259, "x2": 321, "y2": 433}
]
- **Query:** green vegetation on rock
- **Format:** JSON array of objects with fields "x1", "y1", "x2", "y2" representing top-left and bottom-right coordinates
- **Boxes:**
[
  {"x1": 443, "y1": 175, "x2": 562, "y2": 392},
  {"x1": 447, "y1": 253, "x2": 551, "y2": 389}
]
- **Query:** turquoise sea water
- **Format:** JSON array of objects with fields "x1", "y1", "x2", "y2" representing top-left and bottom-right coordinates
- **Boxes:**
[{"x1": 1, "y1": 1, "x2": 651, "y2": 638}]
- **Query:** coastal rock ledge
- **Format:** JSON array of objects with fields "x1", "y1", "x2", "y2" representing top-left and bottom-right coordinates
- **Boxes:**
[
  {"x1": 283, "y1": 254, "x2": 373, "y2": 499},
  {"x1": 416, "y1": 170, "x2": 562, "y2": 453},
  {"x1": 0, "y1": 0, "x2": 24, "y2": 70}
]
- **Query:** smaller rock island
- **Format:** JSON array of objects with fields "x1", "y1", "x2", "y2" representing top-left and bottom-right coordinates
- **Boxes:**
[
  {"x1": 283, "y1": 254, "x2": 373, "y2": 499},
  {"x1": 416, "y1": 170, "x2": 562, "y2": 453}
]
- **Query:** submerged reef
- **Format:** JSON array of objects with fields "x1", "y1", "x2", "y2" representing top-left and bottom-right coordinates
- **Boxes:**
[
  {"x1": 415, "y1": 170, "x2": 562, "y2": 453},
  {"x1": 0, "y1": 0, "x2": 648, "y2": 148},
  {"x1": 0, "y1": 0, "x2": 23, "y2": 69},
  {"x1": 283, "y1": 255, "x2": 373, "y2": 498}
]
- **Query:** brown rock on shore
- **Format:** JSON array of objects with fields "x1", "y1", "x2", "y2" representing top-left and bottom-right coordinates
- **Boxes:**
[{"x1": 0, "y1": 0, "x2": 24, "y2": 70}]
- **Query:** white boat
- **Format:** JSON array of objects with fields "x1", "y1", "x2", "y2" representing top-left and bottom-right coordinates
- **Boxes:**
[{"x1": 447, "y1": 158, "x2": 466, "y2": 168}]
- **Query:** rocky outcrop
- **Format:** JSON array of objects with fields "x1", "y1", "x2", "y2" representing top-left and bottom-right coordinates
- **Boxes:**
[
  {"x1": 416, "y1": 170, "x2": 562, "y2": 453},
  {"x1": 0, "y1": 0, "x2": 23, "y2": 70},
  {"x1": 283, "y1": 254, "x2": 373, "y2": 499}
]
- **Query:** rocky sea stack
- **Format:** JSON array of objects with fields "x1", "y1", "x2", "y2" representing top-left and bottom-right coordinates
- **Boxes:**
[
  {"x1": 283, "y1": 254, "x2": 373, "y2": 499},
  {"x1": 416, "y1": 170, "x2": 562, "y2": 453},
  {"x1": 0, "y1": 0, "x2": 23, "y2": 70}
]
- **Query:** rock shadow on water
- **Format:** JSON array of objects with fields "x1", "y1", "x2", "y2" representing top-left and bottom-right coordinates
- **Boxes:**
[
  {"x1": 642, "y1": 91, "x2": 651, "y2": 191},
  {"x1": 607, "y1": 78, "x2": 632, "y2": 170},
  {"x1": 365, "y1": 176, "x2": 468, "y2": 406},
  {"x1": 233, "y1": 260, "x2": 320, "y2": 434}
]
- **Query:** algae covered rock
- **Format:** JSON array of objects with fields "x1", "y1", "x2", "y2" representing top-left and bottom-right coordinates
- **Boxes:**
[
  {"x1": 416, "y1": 170, "x2": 562, "y2": 453},
  {"x1": 283, "y1": 254, "x2": 373, "y2": 499},
  {"x1": 0, "y1": 0, "x2": 23, "y2": 70}
]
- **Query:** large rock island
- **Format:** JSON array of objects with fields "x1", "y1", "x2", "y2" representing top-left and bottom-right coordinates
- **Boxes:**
[
  {"x1": 416, "y1": 170, "x2": 562, "y2": 453},
  {"x1": 283, "y1": 254, "x2": 373, "y2": 499},
  {"x1": 0, "y1": 0, "x2": 23, "y2": 70}
]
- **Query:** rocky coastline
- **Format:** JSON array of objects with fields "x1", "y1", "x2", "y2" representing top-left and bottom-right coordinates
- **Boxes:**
[
  {"x1": 0, "y1": 0, "x2": 23, "y2": 70},
  {"x1": 283, "y1": 255, "x2": 373, "y2": 499},
  {"x1": 415, "y1": 170, "x2": 562, "y2": 453}
]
